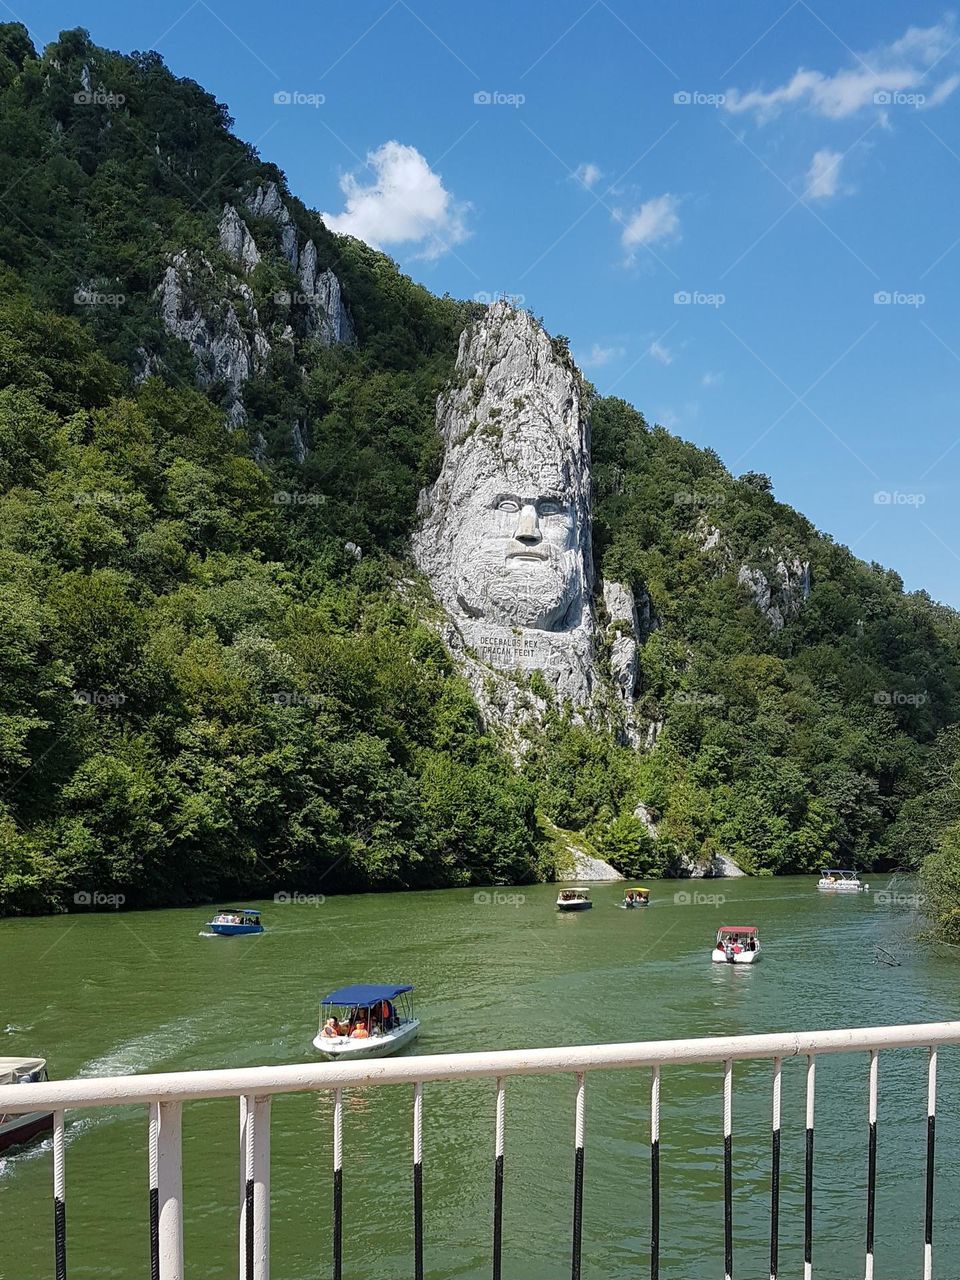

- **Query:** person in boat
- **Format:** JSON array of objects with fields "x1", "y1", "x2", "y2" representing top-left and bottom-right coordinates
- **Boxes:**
[
  {"x1": 350, "y1": 1017, "x2": 370, "y2": 1039},
  {"x1": 379, "y1": 999, "x2": 394, "y2": 1030},
  {"x1": 320, "y1": 1017, "x2": 341, "y2": 1039}
]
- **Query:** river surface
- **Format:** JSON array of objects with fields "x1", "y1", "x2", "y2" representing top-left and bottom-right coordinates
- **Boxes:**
[{"x1": 2, "y1": 876, "x2": 958, "y2": 1280}]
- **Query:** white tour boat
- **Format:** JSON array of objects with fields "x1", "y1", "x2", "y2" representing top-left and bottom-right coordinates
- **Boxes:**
[
  {"x1": 817, "y1": 869, "x2": 869, "y2": 893},
  {"x1": 556, "y1": 887, "x2": 593, "y2": 912},
  {"x1": 313, "y1": 984, "x2": 420, "y2": 1061},
  {"x1": 711, "y1": 926, "x2": 762, "y2": 964},
  {"x1": 0, "y1": 1058, "x2": 52, "y2": 1152}
]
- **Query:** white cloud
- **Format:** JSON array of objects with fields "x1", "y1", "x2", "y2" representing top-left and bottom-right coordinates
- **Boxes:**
[
  {"x1": 648, "y1": 340, "x2": 674, "y2": 365},
  {"x1": 618, "y1": 194, "x2": 680, "y2": 261},
  {"x1": 805, "y1": 147, "x2": 844, "y2": 198},
  {"x1": 702, "y1": 371, "x2": 723, "y2": 387},
  {"x1": 725, "y1": 18, "x2": 959, "y2": 120},
  {"x1": 580, "y1": 342, "x2": 625, "y2": 367},
  {"x1": 573, "y1": 162, "x2": 602, "y2": 190},
  {"x1": 322, "y1": 140, "x2": 469, "y2": 260}
]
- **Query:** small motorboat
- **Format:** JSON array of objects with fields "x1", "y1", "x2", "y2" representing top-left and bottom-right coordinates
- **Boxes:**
[
  {"x1": 0, "y1": 1058, "x2": 52, "y2": 1152},
  {"x1": 711, "y1": 926, "x2": 762, "y2": 964},
  {"x1": 313, "y1": 984, "x2": 420, "y2": 1061},
  {"x1": 817, "y1": 869, "x2": 868, "y2": 894},
  {"x1": 206, "y1": 907, "x2": 264, "y2": 936},
  {"x1": 556, "y1": 887, "x2": 593, "y2": 912},
  {"x1": 619, "y1": 887, "x2": 650, "y2": 908}
]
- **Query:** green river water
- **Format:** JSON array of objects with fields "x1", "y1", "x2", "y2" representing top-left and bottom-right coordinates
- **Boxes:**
[{"x1": 1, "y1": 876, "x2": 958, "y2": 1280}]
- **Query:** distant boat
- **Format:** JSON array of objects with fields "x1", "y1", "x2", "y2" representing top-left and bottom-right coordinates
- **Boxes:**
[
  {"x1": 556, "y1": 887, "x2": 592, "y2": 912},
  {"x1": 711, "y1": 926, "x2": 762, "y2": 965},
  {"x1": 619, "y1": 887, "x2": 650, "y2": 908},
  {"x1": 206, "y1": 908, "x2": 264, "y2": 936},
  {"x1": 313, "y1": 984, "x2": 420, "y2": 1061},
  {"x1": 0, "y1": 1058, "x2": 52, "y2": 1152},
  {"x1": 817, "y1": 869, "x2": 868, "y2": 894}
]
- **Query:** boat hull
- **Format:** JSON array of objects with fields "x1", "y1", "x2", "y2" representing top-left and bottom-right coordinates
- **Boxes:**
[
  {"x1": 0, "y1": 1110, "x2": 53, "y2": 1153},
  {"x1": 312, "y1": 1020, "x2": 420, "y2": 1061},
  {"x1": 711, "y1": 948, "x2": 761, "y2": 964},
  {"x1": 208, "y1": 923, "x2": 264, "y2": 936},
  {"x1": 556, "y1": 902, "x2": 592, "y2": 911},
  {"x1": 817, "y1": 884, "x2": 862, "y2": 893}
]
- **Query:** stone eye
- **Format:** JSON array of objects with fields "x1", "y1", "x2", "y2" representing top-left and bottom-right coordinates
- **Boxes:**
[
  {"x1": 497, "y1": 499, "x2": 520, "y2": 512},
  {"x1": 539, "y1": 501, "x2": 561, "y2": 515}
]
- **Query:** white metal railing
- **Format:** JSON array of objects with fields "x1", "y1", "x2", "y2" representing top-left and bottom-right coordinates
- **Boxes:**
[{"x1": 1, "y1": 1021, "x2": 957, "y2": 1280}]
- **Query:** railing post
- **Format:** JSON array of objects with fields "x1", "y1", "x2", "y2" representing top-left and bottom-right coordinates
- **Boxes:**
[
  {"x1": 333, "y1": 1088, "x2": 343, "y2": 1280},
  {"x1": 650, "y1": 1065, "x2": 660, "y2": 1280},
  {"x1": 157, "y1": 1101, "x2": 183, "y2": 1280},
  {"x1": 723, "y1": 1060, "x2": 733, "y2": 1280},
  {"x1": 924, "y1": 1047, "x2": 937, "y2": 1280},
  {"x1": 149, "y1": 1102, "x2": 160, "y2": 1280},
  {"x1": 804, "y1": 1056, "x2": 816, "y2": 1280},
  {"x1": 53, "y1": 1109, "x2": 66, "y2": 1280},
  {"x1": 865, "y1": 1050, "x2": 878, "y2": 1280},
  {"x1": 413, "y1": 1081, "x2": 424, "y2": 1280},
  {"x1": 239, "y1": 1094, "x2": 271, "y2": 1280},
  {"x1": 770, "y1": 1057, "x2": 781, "y2": 1280},
  {"x1": 571, "y1": 1072, "x2": 585, "y2": 1280},
  {"x1": 493, "y1": 1077, "x2": 505, "y2": 1280}
]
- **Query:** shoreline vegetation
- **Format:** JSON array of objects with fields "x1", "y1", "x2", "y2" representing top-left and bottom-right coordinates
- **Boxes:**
[{"x1": 0, "y1": 24, "x2": 958, "y2": 939}]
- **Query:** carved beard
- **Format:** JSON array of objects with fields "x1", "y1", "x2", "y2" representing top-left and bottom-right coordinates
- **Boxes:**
[{"x1": 456, "y1": 549, "x2": 580, "y2": 630}]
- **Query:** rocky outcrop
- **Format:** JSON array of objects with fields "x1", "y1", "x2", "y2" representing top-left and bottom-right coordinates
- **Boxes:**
[
  {"x1": 153, "y1": 181, "x2": 354, "y2": 435},
  {"x1": 738, "y1": 557, "x2": 811, "y2": 631},
  {"x1": 218, "y1": 205, "x2": 260, "y2": 274},
  {"x1": 156, "y1": 250, "x2": 270, "y2": 426},
  {"x1": 602, "y1": 579, "x2": 644, "y2": 745}
]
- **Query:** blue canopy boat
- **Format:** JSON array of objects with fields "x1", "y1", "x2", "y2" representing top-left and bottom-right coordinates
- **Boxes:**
[
  {"x1": 312, "y1": 983, "x2": 419, "y2": 1060},
  {"x1": 206, "y1": 908, "x2": 264, "y2": 936}
]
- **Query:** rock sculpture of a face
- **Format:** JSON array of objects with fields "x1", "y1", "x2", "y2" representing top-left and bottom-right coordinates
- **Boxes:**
[{"x1": 414, "y1": 304, "x2": 596, "y2": 715}]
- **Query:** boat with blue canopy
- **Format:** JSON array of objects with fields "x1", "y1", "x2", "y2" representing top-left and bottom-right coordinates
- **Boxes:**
[
  {"x1": 206, "y1": 908, "x2": 264, "y2": 937},
  {"x1": 312, "y1": 983, "x2": 419, "y2": 1060}
]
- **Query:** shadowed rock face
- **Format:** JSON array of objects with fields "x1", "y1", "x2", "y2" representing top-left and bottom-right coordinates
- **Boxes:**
[{"x1": 414, "y1": 304, "x2": 597, "y2": 718}]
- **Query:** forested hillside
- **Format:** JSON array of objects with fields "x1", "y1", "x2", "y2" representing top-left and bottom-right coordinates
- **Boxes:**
[{"x1": 1, "y1": 23, "x2": 959, "y2": 918}]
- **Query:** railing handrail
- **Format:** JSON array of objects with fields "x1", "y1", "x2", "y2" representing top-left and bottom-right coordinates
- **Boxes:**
[{"x1": 3, "y1": 1020, "x2": 959, "y2": 1113}]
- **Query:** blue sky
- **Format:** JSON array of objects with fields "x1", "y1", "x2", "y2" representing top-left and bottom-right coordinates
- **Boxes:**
[{"x1": 22, "y1": 0, "x2": 960, "y2": 605}]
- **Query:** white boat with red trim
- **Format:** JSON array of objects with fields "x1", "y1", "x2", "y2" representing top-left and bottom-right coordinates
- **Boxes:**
[{"x1": 711, "y1": 926, "x2": 762, "y2": 964}]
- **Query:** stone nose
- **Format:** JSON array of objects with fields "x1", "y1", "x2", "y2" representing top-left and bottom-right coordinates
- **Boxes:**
[{"x1": 513, "y1": 503, "x2": 541, "y2": 544}]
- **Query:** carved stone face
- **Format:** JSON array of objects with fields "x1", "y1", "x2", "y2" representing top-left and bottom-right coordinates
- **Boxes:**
[{"x1": 452, "y1": 474, "x2": 583, "y2": 629}]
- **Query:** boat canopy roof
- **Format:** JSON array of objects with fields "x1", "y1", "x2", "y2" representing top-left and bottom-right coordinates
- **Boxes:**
[
  {"x1": 628, "y1": 887, "x2": 650, "y2": 893},
  {"x1": 561, "y1": 887, "x2": 591, "y2": 894},
  {"x1": 216, "y1": 907, "x2": 261, "y2": 915},
  {"x1": 321, "y1": 983, "x2": 413, "y2": 1007},
  {"x1": 0, "y1": 1057, "x2": 45, "y2": 1084},
  {"x1": 821, "y1": 869, "x2": 858, "y2": 876},
  {"x1": 717, "y1": 925, "x2": 758, "y2": 934}
]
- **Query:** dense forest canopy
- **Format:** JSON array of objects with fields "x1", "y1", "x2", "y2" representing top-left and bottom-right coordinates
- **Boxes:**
[{"x1": 1, "y1": 23, "x2": 959, "y2": 932}]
